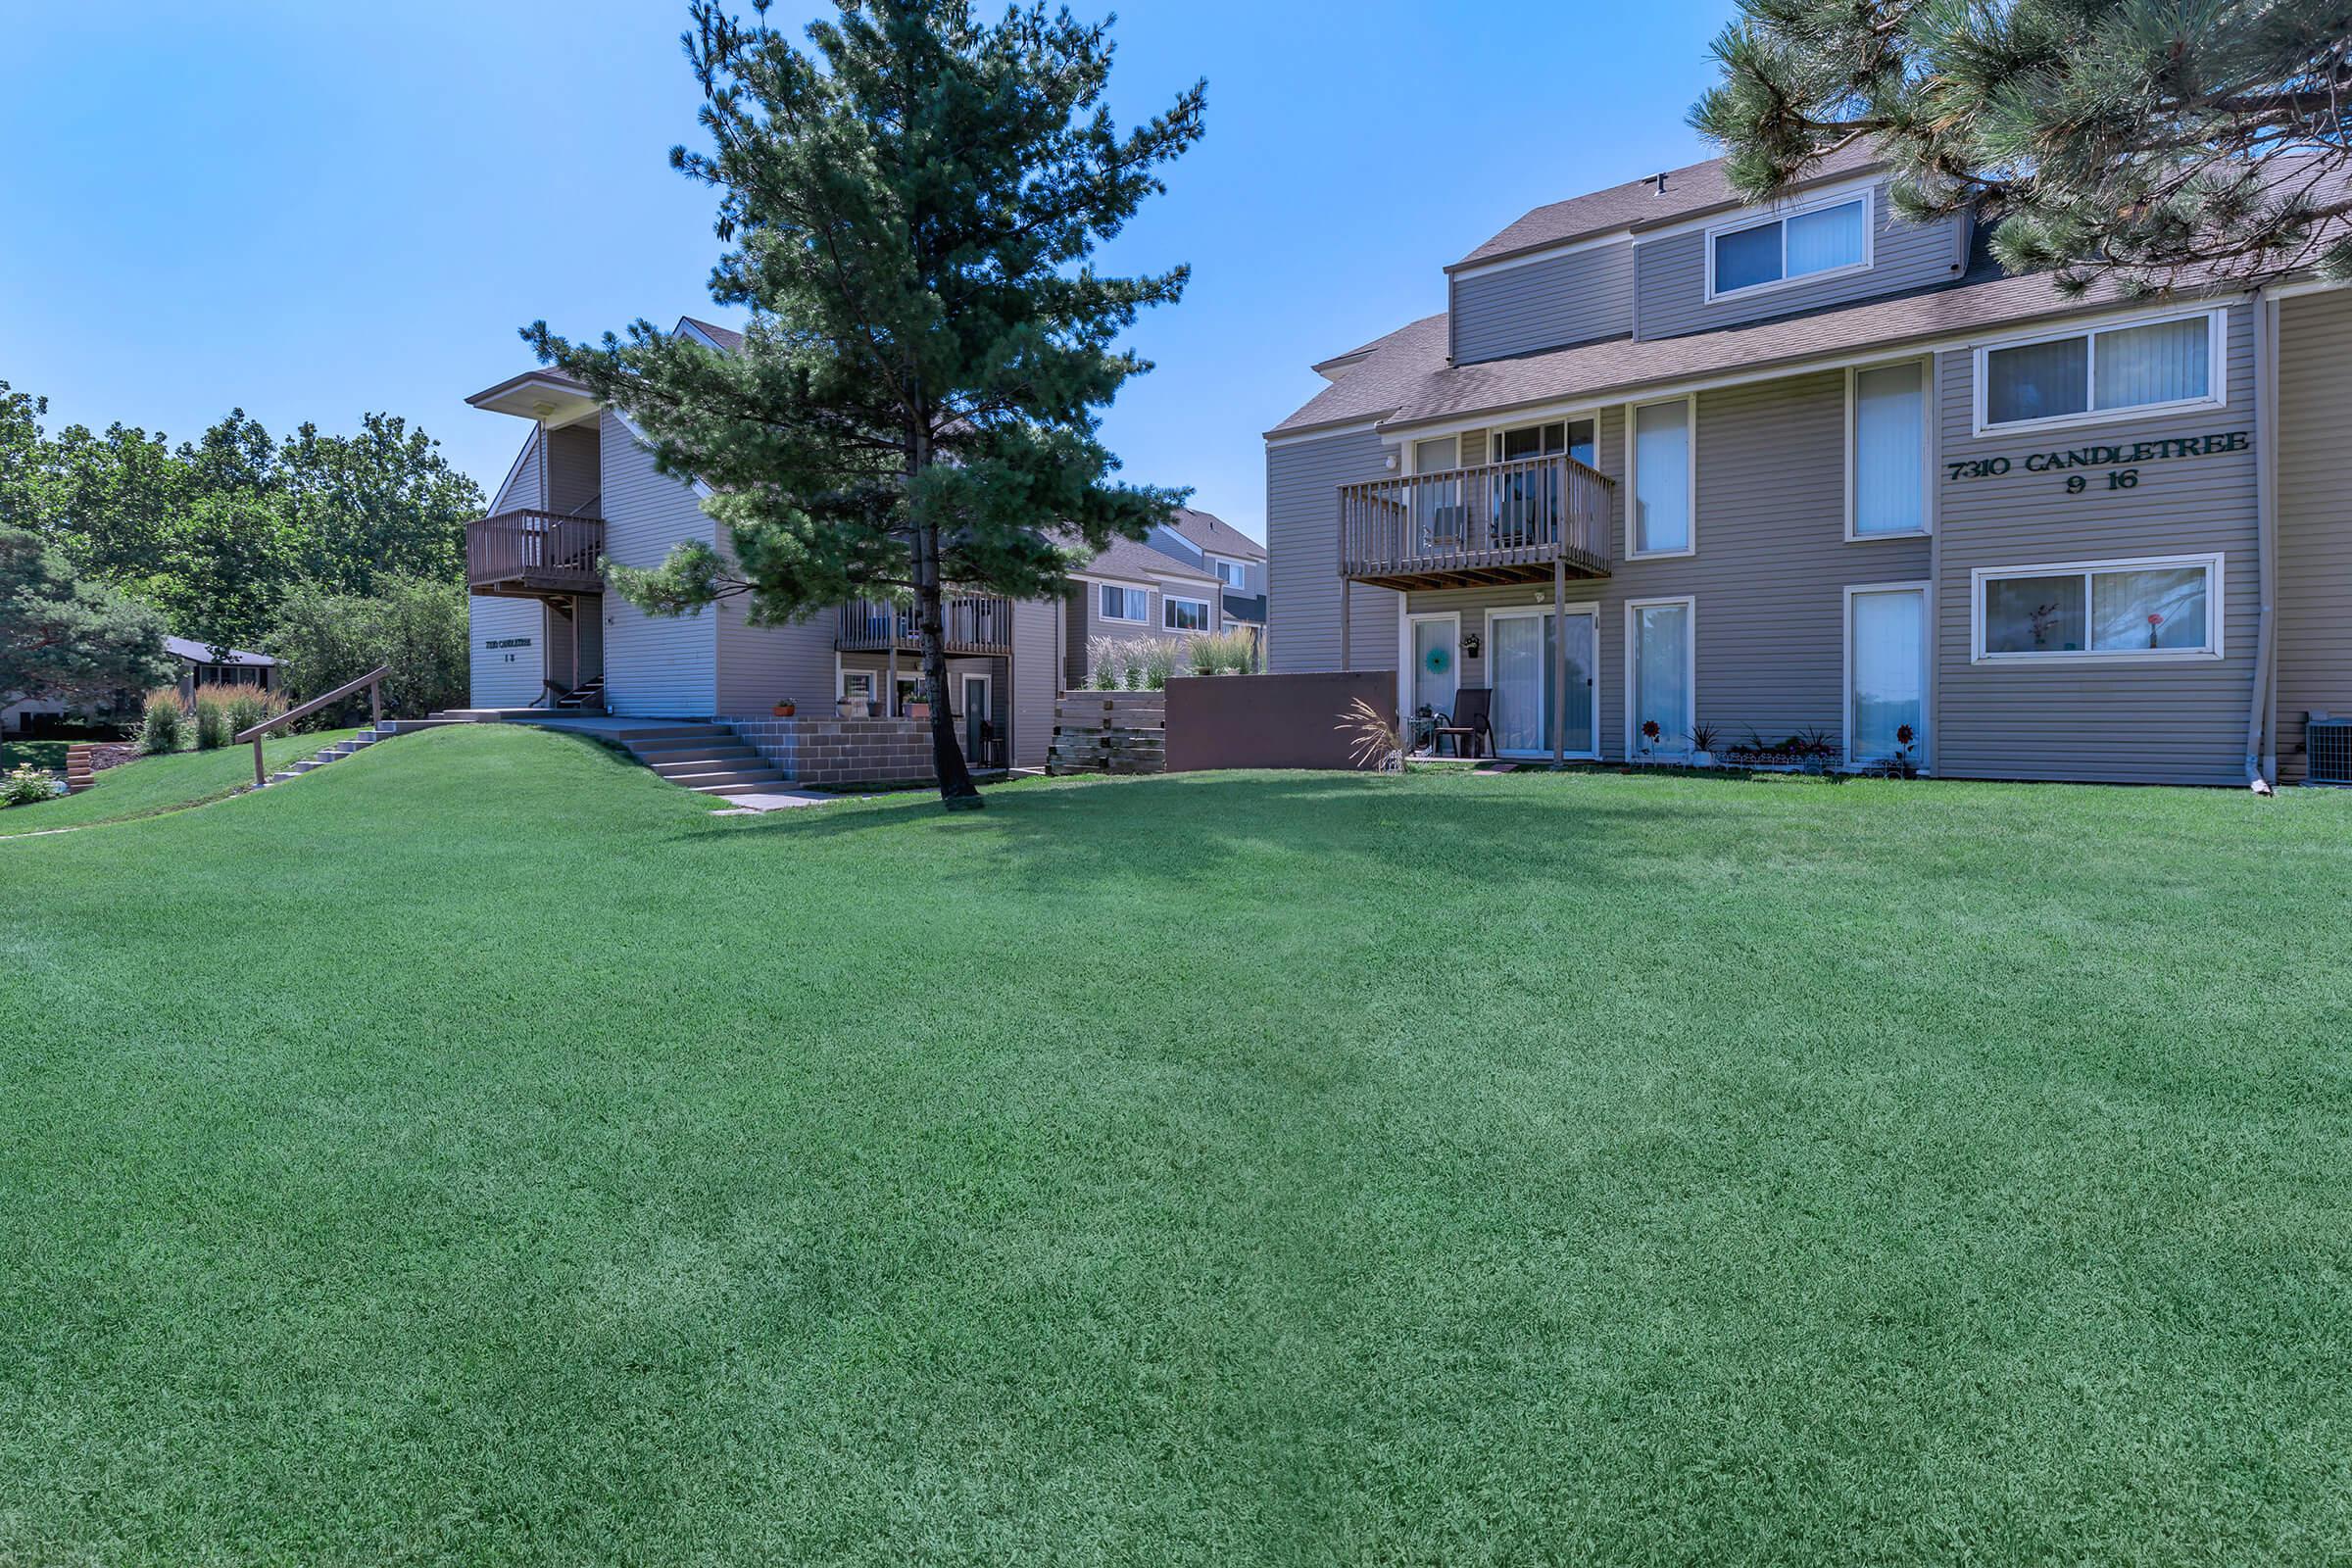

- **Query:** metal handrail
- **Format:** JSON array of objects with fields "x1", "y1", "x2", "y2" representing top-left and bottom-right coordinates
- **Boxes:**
[{"x1": 236, "y1": 663, "x2": 390, "y2": 787}]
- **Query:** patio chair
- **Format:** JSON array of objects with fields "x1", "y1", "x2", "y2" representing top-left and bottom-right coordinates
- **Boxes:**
[{"x1": 1430, "y1": 687, "x2": 1493, "y2": 759}]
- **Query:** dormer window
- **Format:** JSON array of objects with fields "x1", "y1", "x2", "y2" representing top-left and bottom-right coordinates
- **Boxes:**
[{"x1": 1706, "y1": 193, "x2": 1871, "y2": 300}]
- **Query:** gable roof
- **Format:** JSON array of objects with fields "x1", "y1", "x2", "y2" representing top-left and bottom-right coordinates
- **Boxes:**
[
  {"x1": 1450, "y1": 141, "x2": 1884, "y2": 271},
  {"x1": 1161, "y1": 507, "x2": 1264, "y2": 562},
  {"x1": 1267, "y1": 314, "x2": 1451, "y2": 436},
  {"x1": 165, "y1": 635, "x2": 273, "y2": 666},
  {"x1": 677, "y1": 316, "x2": 746, "y2": 352},
  {"x1": 1068, "y1": 533, "x2": 1220, "y2": 587},
  {"x1": 1221, "y1": 591, "x2": 1266, "y2": 626}
]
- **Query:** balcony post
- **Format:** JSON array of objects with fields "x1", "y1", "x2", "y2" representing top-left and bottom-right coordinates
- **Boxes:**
[{"x1": 1551, "y1": 553, "x2": 1565, "y2": 765}]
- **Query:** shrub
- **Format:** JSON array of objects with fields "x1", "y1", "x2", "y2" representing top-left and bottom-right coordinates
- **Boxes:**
[
  {"x1": 1187, "y1": 627, "x2": 1259, "y2": 676},
  {"x1": 269, "y1": 573, "x2": 467, "y2": 724},
  {"x1": 1187, "y1": 636, "x2": 1218, "y2": 677},
  {"x1": 224, "y1": 687, "x2": 284, "y2": 740},
  {"x1": 2, "y1": 763, "x2": 60, "y2": 807},
  {"x1": 1135, "y1": 638, "x2": 1181, "y2": 691},
  {"x1": 192, "y1": 689, "x2": 230, "y2": 750},
  {"x1": 139, "y1": 688, "x2": 186, "y2": 754},
  {"x1": 1086, "y1": 634, "x2": 1125, "y2": 690}
]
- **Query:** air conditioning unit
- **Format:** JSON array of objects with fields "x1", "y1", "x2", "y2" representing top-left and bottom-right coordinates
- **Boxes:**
[{"x1": 2307, "y1": 712, "x2": 2352, "y2": 786}]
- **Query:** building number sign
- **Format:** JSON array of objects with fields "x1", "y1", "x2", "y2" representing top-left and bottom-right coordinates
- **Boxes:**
[{"x1": 1948, "y1": 429, "x2": 2248, "y2": 496}]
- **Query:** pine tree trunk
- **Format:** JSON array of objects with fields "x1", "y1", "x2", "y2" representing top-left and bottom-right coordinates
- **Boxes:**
[{"x1": 911, "y1": 519, "x2": 983, "y2": 810}]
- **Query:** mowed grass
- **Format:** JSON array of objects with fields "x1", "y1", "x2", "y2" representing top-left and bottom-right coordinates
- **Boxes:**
[
  {"x1": 0, "y1": 730, "x2": 357, "y2": 836},
  {"x1": 4, "y1": 723, "x2": 2350, "y2": 1566}
]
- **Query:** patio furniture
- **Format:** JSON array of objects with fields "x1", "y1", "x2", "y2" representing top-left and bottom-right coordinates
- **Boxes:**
[{"x1": 1430, "y1": 687, "x2": 1493, "y2": 759}]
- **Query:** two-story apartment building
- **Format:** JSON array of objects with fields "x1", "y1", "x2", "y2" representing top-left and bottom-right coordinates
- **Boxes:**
[
  {"x1": 465, "y1": 318, "x2": 1232, "y2": 772},
  {"x1": 1265, "y1": 146, "x2": 2352, "y2": 787}
]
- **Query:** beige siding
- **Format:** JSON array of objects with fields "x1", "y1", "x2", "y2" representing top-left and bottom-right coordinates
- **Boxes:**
[
  {"x1": 1933, "y1": 305, "x2": 2259, "y2": 785},
  {"x1": 714, "y1": 607, "x2": 837, "y2": 720},
  {"x1": 1406, "y1": 379, "x2": 1927, "y2": 760},
  {"x1": 1011, "y1": 597, "x2": 1057, "y2": 768},
  {"x1": 2275, "y1": 288, "x2": 2352, "y2": 783},
  {"x1": 1266, "y1": 425, "x2": 1397, "y2": 673},
  {"x1": 598, "y1": 410, "x2": 717, "y2": 716}
]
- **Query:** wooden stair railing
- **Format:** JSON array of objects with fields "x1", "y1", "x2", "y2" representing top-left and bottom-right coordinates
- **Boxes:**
[{"x1": 235, "y1": 664, "x2": 391, "y2": 788}]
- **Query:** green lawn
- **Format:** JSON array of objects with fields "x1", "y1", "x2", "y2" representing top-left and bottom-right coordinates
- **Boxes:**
[
  {"x1": 4, "y1": 724, "x2": 2350, "y2": 1565},
  {"x1": 0, "y1": 738, "x2": 74, "y2": 772},
  {"x1": 0, "y1": 730, "x2": 357, "y2": 836}
]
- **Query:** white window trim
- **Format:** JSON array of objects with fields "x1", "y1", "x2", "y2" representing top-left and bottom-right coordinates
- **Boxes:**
[
  {"x1": 1703, "y1": 190, "x2": 1876, "y2": 304},
  {"x1": 1842, "y1": 581, "x2": 1933, "y2": 769},
  {"x1": 1844, "y1": 357, "x2": 1935, "y2": 541},
  {"x1": 1624, "y1": 395, "x2": 1698, "y2": 560},
  {"x1": 1968, "y1": 552, "x2": 2226, "y2": 665},
  {"x1": 1162, "y1": 595, "x2": 1212, "y2": 632},
  {"x1": 1624, "y1": 594, "x2": 1697, "y2": 759},
  {"x1": 1210, "y1": 556, "x2": 1249, "y2": 588},
  {"x1": 1485, "y1": 603, "x2": 1601, "y2": 760},
  {"x1": 1408, "y1": 434, "x2": 1460, "y2": 476},
  {"x1": 1098, "y1": 583, "x2": 1149, "y2": 623},
  {"x1": 1398, "y1": 612, "x2": 1462, "y2": 734},
  {"x1": 1970, "y1": 307, "x2": 2228, "y2": 438},
  {"x1": 1490, "y1": 415, "x2": 1598, "y2": 466},
  {"x1": 835, "y1": 662, "x2": 880, "y2": 705}
]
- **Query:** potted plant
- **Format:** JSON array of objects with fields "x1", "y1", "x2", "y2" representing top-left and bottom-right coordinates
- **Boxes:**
[
  {"x1": 836, "y1": 693, "x2": 870, "y2": 718},
  {"x1": 1688, "y1": 721, "x2": 1719, "y2": 768},
  {"x1": 772, "y1": 697, "x2": 797, "y2": 718},
  {"x1": 904, "y1": 681, "x2": 932, "y2": 721}
]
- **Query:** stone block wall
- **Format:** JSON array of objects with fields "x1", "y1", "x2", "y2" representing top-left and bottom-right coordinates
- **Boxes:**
[{"x1": 726, "y1": 714, "x2": 969, "y2": 790}]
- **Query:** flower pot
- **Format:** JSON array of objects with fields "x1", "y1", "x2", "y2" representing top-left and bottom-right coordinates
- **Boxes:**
[
  {"x1": 1690, "y1": 750, "x2": 1715, "y2": 768},
  {"x1": 836, "y1": 697, "x2": 868, "y2": 719},
  {"x1": 772, "y1": 702, "x2": 796, "y2": 718},
  {"x1": 905, "y1": 701, "x2": 931, "y2": 721}
]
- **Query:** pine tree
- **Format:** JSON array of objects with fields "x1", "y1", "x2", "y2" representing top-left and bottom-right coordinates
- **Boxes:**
[
  {"x1": 1692, "y1": 0, "x2": 2352, "y2": 295},
  {"x1": 0, "y1": 524, "x2": 173, "y2": 716},
  {"x1": 524, "y1": 0, "x2": 1204, "y2": 808}
]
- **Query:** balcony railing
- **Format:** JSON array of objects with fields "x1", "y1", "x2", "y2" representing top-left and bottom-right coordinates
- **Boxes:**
[
  {"x1": 466, "y1": 511, "x2": 604, "y2": 596},
  {"x1": 836, "y1": 595, "x2": 1013, "y2": 655},
  {"x1": 1337, "y1": 454, "x2": 1613, "y2": 589}
]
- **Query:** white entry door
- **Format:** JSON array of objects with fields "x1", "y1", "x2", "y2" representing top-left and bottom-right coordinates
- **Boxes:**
[
  {"x1": 1405, "y1": 614, "x2": 1460, "y2": 721},
  {"x1": 1488, "y1": 608, "x2": 1596, "y2": 758}
]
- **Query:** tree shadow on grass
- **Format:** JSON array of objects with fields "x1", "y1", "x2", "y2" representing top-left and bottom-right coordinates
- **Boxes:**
[{"x1": 687, "y1": 769, "x2": 1701, "y2": 906}]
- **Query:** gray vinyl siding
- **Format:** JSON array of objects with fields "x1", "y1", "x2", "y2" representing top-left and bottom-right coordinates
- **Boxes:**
[
  {"x1": 544, "y1": 423, "x2": 601, "y2": 514},
  {"x1": 1266, "y1": 425, "x2": 1397, "y2": 673},
  {"x1": 1932, "y1": 304, "x2": 2258, "y2": 785},
  {"x1": 1404, "y1": 377, "x2": 1927, "y2": 760},
  {"x1": 467, "y1": 596, "x2": 544, "y2": 708},
  {"x1": 1011, "y1": 597, "x2": 1057, "y2": 768},
  {"x1": 1635, "y1": 186, "x2": 1966, "y2": 341},
  {"x1": 714, "y1": 606, "x2": 837, "y2": 720},
  {"x1": 2273, "y1": 289, "x2": 2352, "y2": 784},
  {"x1": 1062, "y1": 579, "x2": 1208, "y2": 684},
  {"x1": 1451, "y1": 243, "x2": 1636, "y2": 364},
  {"x1": 488, "y1": 429, "x2": 543, "y2": 514},
  {"x1": 598, "y1": 410, "x2": 717, "y2": 716}
]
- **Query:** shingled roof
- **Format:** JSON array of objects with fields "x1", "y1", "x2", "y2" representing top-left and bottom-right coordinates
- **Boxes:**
[{"x1": 1449, "y1": 142, "x2": 1884, "y2": 271}]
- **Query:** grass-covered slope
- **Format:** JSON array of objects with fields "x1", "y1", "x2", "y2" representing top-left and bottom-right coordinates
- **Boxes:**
[
  {"x1": 0, "y1": 729, "x2": 359, "y2": 837},
  {"x1": 3, "y1": 723, "x2": 2350, "y2": 1565}
]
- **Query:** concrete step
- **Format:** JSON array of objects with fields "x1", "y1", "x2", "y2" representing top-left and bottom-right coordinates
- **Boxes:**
[
  {"x1": 693, "y1": 779, "x2": 794, "y2": 797},
  {"x1": 663, "y1": 766, "x2": 788, "y2": 791},
  {"x1": 640, "y1": 745, "x2": 764, "y2": 768}
]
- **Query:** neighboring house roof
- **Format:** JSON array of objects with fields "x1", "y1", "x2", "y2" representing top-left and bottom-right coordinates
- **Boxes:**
[
  {"x1": 1070, "y1": 533, "x2": 1220, "y2": 587},
  {"x1": 1221, "y1": 591, "x2": 1266, "y2": 626},
  {"x1": 677, "y1": 316, "x2": 746, "y2": 352},
  {"x1": 1162, "y1": 507, "x2": 1264, "y2": 563},
  {"x1": 1450, "y1": 141, "x2": 1884, "y2": 271},
  {"x1": 165, "y1": 635, "x2": 274, "y2": 666}
]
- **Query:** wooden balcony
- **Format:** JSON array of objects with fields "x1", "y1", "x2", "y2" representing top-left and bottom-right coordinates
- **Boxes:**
[
  {"x1": 466, "y1": 511, "x2": 604, "y2": 598},
  {"x1": 1338, "y1": 454, "x2": 1614, "y2": 591},
  {"x1": 835, "y1": 595, "x2": 1013, "y2": 656}
]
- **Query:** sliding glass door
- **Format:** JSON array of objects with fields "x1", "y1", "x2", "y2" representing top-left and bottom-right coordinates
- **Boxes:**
[
  {"x1": 1489, "y1": 608, "x2": 1595, "y2": 758},
  {"x1": 1848, "y1": 585, "x2": 1928, "y2": 766}
]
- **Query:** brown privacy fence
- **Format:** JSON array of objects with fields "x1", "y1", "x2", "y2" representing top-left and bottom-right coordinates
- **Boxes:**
[{"x1": 1164, "y1": 671, "x2": 1397, "y2": 772}]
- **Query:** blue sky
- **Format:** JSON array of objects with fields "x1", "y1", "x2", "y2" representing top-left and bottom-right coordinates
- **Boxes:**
[{"x1": 1, "y1": 0, "x2": 1741, "y2": 541}]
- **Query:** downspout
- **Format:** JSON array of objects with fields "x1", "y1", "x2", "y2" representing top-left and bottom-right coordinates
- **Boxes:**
[{"x1": 2244, "y1": 289, "x2": 2278, "y2": 794}]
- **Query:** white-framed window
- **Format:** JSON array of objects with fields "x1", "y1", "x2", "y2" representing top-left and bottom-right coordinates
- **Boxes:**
[
  {"x1": 1706, "y1": 192, "x2": 1872, "y2": 301},
  {"x1": 1099, "y1": 584, "x2": 1148, "y2": 623},
  {"x1": 1626, "y1": 396, "x2": 1695, "y2": 558},
  {"x1": 1163, "y1": 596, "x2": 1211, "y2": 632},
  {"x1": 1973, "y1": 309, "x2": 2225, "y2": 435},
  {"x1": 1213, "y1": 558, "x2": 1249, "y2": 589},
  {"x1": 838, "y1": 667, "x2": 877, "y2": 704},
  {"x1": 1970, "y1": 553, "x2": 2223, "y2": 663},
  {"x1": 1411, "y1": 435, "x2": 1458, "y2": 474},
  {"x1": 1845, "y1": 582, "x2": 1929, "y2": 766},
  {"x1": 1625, "y1": 595, "x2": 1696, "y2": 758},
  {"x1": 1491, "y1": 417, "x2": 1597, "y2": 468},
  {"x1": 1847, "y1": 359, "x2": 1930, "y2": 539}
]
